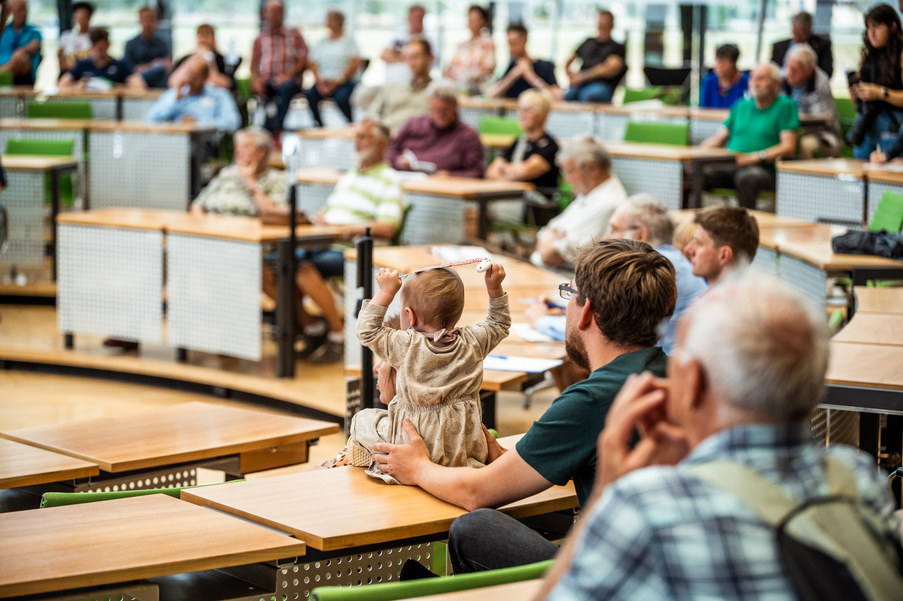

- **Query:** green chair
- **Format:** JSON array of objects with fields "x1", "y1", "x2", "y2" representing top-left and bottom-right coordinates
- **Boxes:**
[
  {"x1": 5, "y1": 138, "x2": 77, "y2": 207},
  {"x1": 25, "y1": 100, "x2": 93, "y2": 120},
  {"x1": 235, "y1": 77, "x2": 252, "y2": 100},
  {"x1": 0, "y1": 71, "x2": 12, "y2": 87},
  {"x1": 868, "y1": 190, "x2": 903, "y2": 234},
  {"x1": 622, "y1": 121, "x2": 689, "y2": 147},
  {"x1": 835, "y1": 97, "x2": 856, "y2": 158},
  {"x1": 40, "y1": 480, "x2": 240, "y2": 508},
  {"x1": 311, "y1": 559, "x2": 553, "y2": 601},
  {"x1": 621, "y1": 86, "x2": 663, "y2": 104},
  {"x1": 477, "y1": 116, "x2": 522, "y2": 136}
]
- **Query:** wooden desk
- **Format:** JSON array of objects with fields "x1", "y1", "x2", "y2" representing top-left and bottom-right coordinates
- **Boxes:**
[
  {"x1": 0, "y1": 494, "x2": 306, "y2": 599},
  {"x1": 0, "y1": 438, "x2": 98, "y2": 489},
  {"x1": 402, "y1": 579, "x2": 542, "y2": 601},
  {"x1": 824, "y1": 341, "x2": 903, "y2": 415},
  {"x1": 853, "y1": 286, "x2": 903, "y2": 315},
  {"x1": 480, "y1": 132, "x2": 517, "y2": 150},
  {"x1": 777, "y1": 159, "x2": 867, "y2": 225},
  {"x1": 670, "y1": 208, "x2": 814, "y2": 229},
  {"x1": 832, "y1": 314, "x2": 903, "y2": 347},
  {"x1": 1, "y1": 401, "x2": 338, "y2": 490},
  {"x1": 864, "y1": 164, "x2": 903, "y2": 224}
]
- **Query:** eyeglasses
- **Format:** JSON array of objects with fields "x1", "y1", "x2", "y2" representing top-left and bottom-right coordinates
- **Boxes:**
[
  {"x1": 608, "y1": 225, "x2": 639, "y2": 236},
  {"x1": 559, "y1": 283, "x2": 578, "y2": 300}
]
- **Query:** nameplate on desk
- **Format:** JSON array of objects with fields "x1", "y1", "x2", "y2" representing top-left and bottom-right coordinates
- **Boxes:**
[{"x1": 484, "y1": 355, "x2": 562, "y2": 373}]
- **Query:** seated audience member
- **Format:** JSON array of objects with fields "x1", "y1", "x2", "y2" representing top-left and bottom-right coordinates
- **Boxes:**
[
  {"x1": 144, "y1": 57, "x2": 241, "y2": 133},
  {"x1": 563, "y1": 10, "x2": 625, "y2": 103},
  {"x1": 538, "y1": 275, "x2": 901, "y2": 600},
  {"x1": 253, "y1": 0, "x2": 308, "y2": 135},
  {"x1": 684, "y1": 205, "x2": 759, "y2": 285},
  {"x1": 169, "y1": 24, "x2": 233, "y2": 91},
  {"x1": 772, "y1": 11, "x2": 833, "y2": 77},
  {"x1": 291, "y1": 119, "x2": 406, "y2": 363},
  {"x1": 387, "y1": 81, "x2": 485, "y2": 178},
  {"x1": 124, "y1": 5, "x2": 171, "y2": 89},
  {"x1": 699, "y1": 44, "x2": 748, "y2": 109},
  {"x1": 370, "y1": 240, "x2": 676, "y2": 572},
  {"x1": 782, "y1": 44, "x2": 841, "y2": 159},
  {"x1": 367, "y1": 39, "x2": 432, "y2": 132},
  {"x1": 486, "y1": 24, "x2": 560, "y2": 99},
  {"x1": 0, "y1": 0, "x2": 40, "y2": 86},
  {"x1": 59, "y1": 28, "x2": 132, "y2": 89},
  {"x1": 381, "y1": 4, "x2": 438, "y2": 83},
  {"x1": 531, "y1": 136, "x2": 627, "y2": 269},
  {"x1": 526, "y1": 196, "x2": 706, "y2": 356},
  {"x1": 58, "y1": 1, "x2": 93, "y2": 76},
  {"x1": 700, "y1": 63, "x2": 799, "y2": 210},
  {"x1": 444, "y1": 5, "x2": 495, "y2": 93},
  {"x1": 190, "y1": 126, "x2": 286, "y2": 220},
  {"x1": 306, "y1": 10, "x2": 361, "y2": 127}
]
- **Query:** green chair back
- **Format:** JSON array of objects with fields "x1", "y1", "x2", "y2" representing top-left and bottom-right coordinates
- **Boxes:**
[
  {"x1": 478, "y1": 116, "x2": 522, "y2": 136},
  {"x1": 5, "y1": 138, "x2": 77, "y2": 207},
  {"x1": 0, "y1": 71, "x2": 12, "y2": 87},
  {"x1": 235, "y1": 77, "x2": 252, "y2": 99},
  {"x1": 40, "y1": 480, "x2": 241, "y2": 508},
  {"x1": 623, "y1": 121, "x2": 689, "y2": 147},
  {"x1": 26, "y1": 100, "x2": 93, "y2": 120},
  {"x1": 392, "y1": 203, "x2": 414, "y2": 246},
  {"x1": 835, "y1": 97, "x2": 856, "y2": 158},
  {"x1": 311, "y1": 559, "x2": 553, "y2": 601},
  {"x1": 622, "y1": 86, "x2": 663, "y2": 104},
  {"x1": 869, "y1": 190, "x2": 903, "y2": 233}
]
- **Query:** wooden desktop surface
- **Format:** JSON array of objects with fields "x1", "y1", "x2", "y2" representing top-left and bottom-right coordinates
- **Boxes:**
[
  {"x1": 670, "y1": 209, "x2": 814, "y2": 229},
  {"x1": 854, "y1": 287, "x2": 903, "y2": 315},
  {"x1": 832, "y1": 314, "x2": 903, "y2": 347},
  {"x1": 0, "y1": 494, "x2": 306, "y2": 598},
  {"x1": 406, "y1": 578, "x2": 542, "y2": 601},
  {"x1": 757, "y1": 224, "x2": 840, "y2": 250},
  {"x1": 181, "y1": 434, "x2": 577, "y2": 552},
  {"x1": 1, "y1": 155, "x2": 79, "y2": 171},
  {"x1": 827, "y1": 341, "x2": 903, "y2": 391},
  {"x1": 57, "y1": 207, "x2": 189, "y2": 231},
  {"x1": 774, "y1": 240, "x2": 903, "y2": 271},
  {"x1": 776, "y1": 158, "x2": 866, "y2": 178},
  {"x1": 0, "y1": 401, "x2": 339, "y2": 473},
  {"x1": 88, "y1": 121, "x2": 216, "y2": 134},
  {"x1": 691, "y1": 108, "x2": 832, "y2": 127},
  {"x1": 603, "y1": 141, "x2": 735, "y2": 161},
  {"x1": 0, "y1": 117, "x2": 98, "y2": 130},
  {"x1": 297, "y1": 167, "x2": 533, "y2": 198},
  {"x1": 864, "y1": 164, "x2": 903, "y2": 185},
  {"x1": 296, "y1": 127, "x2": 354, "y2": 140},
  {"x1": 0, "y1": 438, "x2": 98, "y2": 489}
]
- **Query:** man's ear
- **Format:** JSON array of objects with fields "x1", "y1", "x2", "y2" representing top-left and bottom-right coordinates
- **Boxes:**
[
  {"x1": 682, "y1": 356, "x2": 707, "y2": 412},
  {"x1": 718, "y1": 244, "x2": 734, "y2": 267},
  {"x1": 577, "y1": 297, "x2": 594, "y2": 330},
  {"x1": 634, "y1": 226, "x2": 650, "y2": 243}
]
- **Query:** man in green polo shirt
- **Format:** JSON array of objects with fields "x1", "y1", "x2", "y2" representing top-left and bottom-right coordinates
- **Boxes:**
[
  {"x1": 700, "y1": 63, "x2": 799, "y2": 210},
  {"x1": 371, "y1": 239, "x2": 677, "y2": 573}
]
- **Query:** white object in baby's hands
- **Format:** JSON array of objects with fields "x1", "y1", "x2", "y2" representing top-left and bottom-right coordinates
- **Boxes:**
[{"x1": 476, "y1": 259, "x2": 492, "y2": 273}]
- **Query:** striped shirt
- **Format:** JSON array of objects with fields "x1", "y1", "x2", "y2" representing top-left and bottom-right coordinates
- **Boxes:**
[
  {"x1": 252, "y1": 27, "x2": 307, "y2": 83},
  {"x1": 321, "y1": 162, "x2": 404, "y2": 227}
]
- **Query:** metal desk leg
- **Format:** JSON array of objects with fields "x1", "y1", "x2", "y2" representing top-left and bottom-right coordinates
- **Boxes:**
[
  {"x1": 477, "y1": 198, "x2": 491, "y2": 241},
  {"x1": 481, "y1": 390, "x2": 496, "y2": 430},
  {"x1": 64, "y1": 332, "x2": 74, "y2": 349},
  {"x1": 50, "y1": 168, "x2": 61, "y2": 281},
  {"x1": 276, "y1": 238, "x2": 295, "y2": 378}
]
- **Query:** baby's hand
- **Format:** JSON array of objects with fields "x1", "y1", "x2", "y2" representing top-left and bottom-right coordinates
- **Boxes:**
[
  {"x1": 484, "y1": 263, "x2": 506, "y2": 297},
  {"x1": 376, "y1": 268, "x2": 402, "y2": 294}
]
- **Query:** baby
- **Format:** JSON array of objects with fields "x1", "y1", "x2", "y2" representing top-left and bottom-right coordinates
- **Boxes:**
[{"x1": 347, "y1": 261, "x2": 510, "y2": 483}]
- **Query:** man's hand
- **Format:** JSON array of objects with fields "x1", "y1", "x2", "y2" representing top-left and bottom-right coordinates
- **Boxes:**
[
  {"x1": 251, "y1": 76, "x2": 265, "y2": 96},
  {"x1": 871, "y1": 150, "x2": 889, "y2": 164},
  {"x1": 396, "y1": 155, "x2": 412, "y2": 171},
  {"x1": 372, "y1": 420, "x2": 432, "y2": 485},
  {"x1": 375, "y1": 268, "x2": 402, "y2": 296},
  {"x1": 482, "y1": 424, "x2": 506, "y2": 464},
  {"x1": 484, "y1": 262, "x2": 506, "y2": 297},
  {"x1": 567, "y1": 71, "x2": 582, "y2": 86},
  {"x1": 273, "y1": 73, "x2": 290, "y2": 87},
  {"x1": 735, "y1": 152, "x2": 762, "y2": 167},
  {"x1": 524, "y1": 295, "x2": 564, "y2": 328},
  {"x1": 179, "y1": 115, "x2": 197, "y2": 124}
]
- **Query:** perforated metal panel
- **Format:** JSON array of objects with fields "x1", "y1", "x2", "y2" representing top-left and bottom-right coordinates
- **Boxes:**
[
  {"x1": 399, "y1": 193, "x2": 466, "y2": 245},
  {"x1": 811, "y1": 407, "x2": 860, "y2": 447},
  {"x1": 867, "y1": 181, "x2": 903, "y2": 225},
  {"x1": 167, "y1": 234, "x2": 262, "y2": 361},
  {"x1": 75, "y1": 466, "x2": 200, "y2": 493},
  {"x1": 0, "y1": 170, "x2": 44, "y2": 266},
  {"x1": 57, "y1": 224, "x2": 163, "y2": 342},
  {"x1": 0, "y1": 96, "x2": 19, "y2": 118},
  {"x1": 751, "y1": 245, "x2": 779, "y2": 276},
  {"x1": 298, "y1": 137, "x2": 356, "y2": 170},
  {"x1": 122, "y1": 98, "x2": 159, "y2": 121},
  {"x1": 596, "y1": 113, "x2": 628, "y2": 141},
  {"x1": 777, "y1": 171, "x2": 865, "y2": 225},
  {"x1": 459, "y1": 107, "x2": 488, "y2": 130},
  {"x1": 89, "y1": 131, "x2": 191, "y2": 210},
  {"x1": 344, "y1": 259, "x2": 403, "y2": 367},
  {"x1": 611, "y1": 157, "x2": 683, "y2": 209},
  {"x1": 778, "y1": 254, "x2": 827, "y2": 309},
  {"x1": 506, "y1": 111, "x2": 597, "y2": 141},
  {"x1": 0, "y1": 128, "x2": 86, "y2": 199},
  {"x1": 690, "y1": 118, "x2": 723, "y2": 145},
  {"x1": 296, "y1": 183, "x2": 333, "y2": 214}
]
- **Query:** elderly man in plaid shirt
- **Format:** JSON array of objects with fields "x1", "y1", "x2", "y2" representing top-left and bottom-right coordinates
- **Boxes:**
[
  {"x1": 539, "y1": 274, "x2": 901, "y2": 600},
  {"x1": 251, "y1": 0, "x2": 308, "y2": 136}
]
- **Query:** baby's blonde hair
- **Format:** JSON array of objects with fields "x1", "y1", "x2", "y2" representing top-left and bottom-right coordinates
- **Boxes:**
[
  {"x1": 401, "y1": 268, "x2": 465, "y2": 329},
  {"x1": 673, "y1": 220, "x2": 699, "y2": 252}
]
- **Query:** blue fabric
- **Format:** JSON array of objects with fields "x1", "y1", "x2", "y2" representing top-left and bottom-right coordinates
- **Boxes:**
[
  {"x1": 293, "y1": 248, "x2": 345, "y2": 279},
  {"x1": 70, "y1": 58, "x2": 132, "y2": 83},
  {"x1": 140, "y1": 63, "x2": 169, "y2": 88},
  {"x1": 145, "y1": 84, "x2": 241, "y2": 132},
  {"x1": 0, "y1": 23, "x2": 41, "y2": 80},
  {"x1": 546, "y1": 423, "x2": 899, "y2": 601},
  {"x1": 124, "y1": 32, "x2": 170, "y2": 67},
  {"x1": 853, "y1": 108, "x2": 903, "y2": 160},
  {"x1": 564, "y1": 81, "x2": 613, "y2": 103},
  {"x1": 263, "y1": 79, "x2": 303, "y2": 133},
  {"x1": 699, "y1": 70, "x2": 748, "y2": 109},
  {"x1": 502, "y1": 59, "x2": 558, "y2": 99},
  {"x1": 305, "y1": 81, "x2": 356, "y2": 127}
]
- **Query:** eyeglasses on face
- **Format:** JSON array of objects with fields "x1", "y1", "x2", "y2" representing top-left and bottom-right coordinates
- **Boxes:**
[{"x1": 559, "y1": 283, "x2": 578, "y2": 300}]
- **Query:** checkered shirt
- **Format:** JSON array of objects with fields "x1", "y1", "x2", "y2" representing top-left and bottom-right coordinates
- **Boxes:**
[{"x1": 252, "y1": 27, "x2": 307, "y2": 82}]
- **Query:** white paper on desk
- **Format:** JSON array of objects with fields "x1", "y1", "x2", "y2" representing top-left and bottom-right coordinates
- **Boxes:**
[
  {"x1": 396, "y1": 171, "x2": 428, "y2": 181},
  {"x1": 484, "y1": 355, "x2": 563, "y2": 373},
  {"x1": 430, "y1": 246, "x2": 492, "y2": 262},
  {"x1": 509, "y1": 323, "x2": 557, "y2": 343}
]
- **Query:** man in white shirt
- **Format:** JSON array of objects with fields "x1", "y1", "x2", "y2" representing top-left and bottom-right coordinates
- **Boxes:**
[
  {"x1": 531, "y1": 136, "x2": 628, "y2": 269},
  {"x1": 381, "y1": 4, "x2": 439, "y2": 83}
]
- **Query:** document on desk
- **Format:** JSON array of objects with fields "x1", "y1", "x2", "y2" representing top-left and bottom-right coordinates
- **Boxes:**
[
  {"x1": 484, "y1": 355, "x2": 563, "y2": 373},
  {"x1": 430, "y1": 246, "x2": 492, "y2": 262},
  {"x1": 509, "y1": 323, "x2": 557, "y2": 343}
]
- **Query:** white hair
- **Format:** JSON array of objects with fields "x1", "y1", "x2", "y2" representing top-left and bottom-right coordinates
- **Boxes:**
[
  {"x1": 558, "y1": 135, "x2": 611, "y2": 173},
  {"x1": 756, "y1": 62, "x2": 783, "y2": 83},
  {"x1": 428, "y1": 79, "x2": 459, "y2": 104},
  {"x1": 677, "y1": 273, "x2": 830, "y2": 420},
  {"x1": 620, "y1": 194, "x2": 674, "y2": 246},
  {"x1": 235, "y1": 126, "x2": 273, "y2": 154},
  {"x1": 786, "y1": 44, "x2": 817, "y2": 72}
]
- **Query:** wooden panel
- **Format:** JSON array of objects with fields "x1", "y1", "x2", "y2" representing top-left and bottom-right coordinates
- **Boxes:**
[
  {"x1": 1, "y1": 401, "x2": 339, "y2": 473},
  {"x1": 0, "y1": 438, "x2": 98, "y2": 489},
  {"x1": 864, "y1": 164, "x2": 903, "y2": 185},
  {"x1": 480, "y1": 133, "x2": 516, "y2": 149},
  {"x1": 240, "y1": 439, "x2": 309, "y2": 473},
  {"x1": 56, "y1": 208, "x2": 185, "y2": 231},
  {"x1": 854, "y1": 287, "x2": 903, "y2": 315},
  {"x1": 757, "y1": 224, "x2": 839, "y2": 250},
  {"x1": 1, "y1": 156, "x2": 78, "y2": 171},
  {"x1": 0, "y1": 494, "x2": 305, "y2": 598},
  {"x1": 296, "y1": 168, "x2": 532, "y2": 199},
  {"x1": 463, "y1": 286, "x2": 562, "y2": 313},
  {"x1": 604, "y1": 141, "x2": 735, "y2": 161},
  {"x1": 776, "y1": 158, "x2": 866, "y2": 178},
  {"x1": 776, "y1": 241, "x2": 903, "y2": 271},
  {"x1": 826, "y1": 342, "x2": 903, "y2": 391},
  {"x1": 296, "y1": 127, "x2": 354, "y2": 140},
  {"x1": 0, "y1": 118, "x2": 95, "y2": 130},
  {"x1": 88, "y1": 121, "x2": 216, "y2": 134},
  {"x1": 406, "y1": 579, "x2": 542, "y2": 601},
  {"x1": 671, "y1": 209, "x2": 815, "y2": 229},
  {"x1": 832, "y1": 314, "x2": 903, "y2": 347}
]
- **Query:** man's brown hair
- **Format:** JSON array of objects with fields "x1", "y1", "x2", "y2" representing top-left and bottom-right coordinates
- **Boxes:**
[
  {"x1": 574, "y1": 239, "x2": 677, "y2": 348},
  {"x1": 401, "y1": 267, "x2": 465, "y2": 330},
  {"x1": 89, "y1": 27, "x2": 108, "y2": 45},
  {"x1": 694, "y1": 206, "x2": 760, "y2": 263}
]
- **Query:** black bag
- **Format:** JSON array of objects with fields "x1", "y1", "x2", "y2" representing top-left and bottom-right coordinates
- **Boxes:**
[{"x1": 832, "y1": 229, "x2": 903, "y2": 259}]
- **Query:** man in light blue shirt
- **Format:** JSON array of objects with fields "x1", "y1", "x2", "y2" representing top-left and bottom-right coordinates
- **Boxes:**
[
  {"x1": 145, "y1": 57, "x2": 241, "y2": 132},
  {"x1": 526, "y1": 195, "x2": 706, "y2": 356},
  {"x1": 0, "y1": 0, "x2": 40, "y2": 86}
]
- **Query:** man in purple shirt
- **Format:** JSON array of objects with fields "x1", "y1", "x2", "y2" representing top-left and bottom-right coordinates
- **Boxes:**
[{"x1": 387, "y1": 81, "x2": 485, "y2": 178}]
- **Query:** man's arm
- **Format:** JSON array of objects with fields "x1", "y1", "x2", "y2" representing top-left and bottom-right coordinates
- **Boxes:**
[
  {"x1": 0, "y1": 1, "x2": 9, "y2": 38},
  {"x1": 212, "y1": 89, "x2": 242, "y2": 132},
  {"x1": 735, "y1": 129, "x2": 797, "y2": 167},
  {"x1": 699, "y1": 125, "x2": 730, "y2": 149},
  {"x1": 144, "y1": 90, "x2": 177, "y2": 123},
  {"x1": 372, "y1": 420, "x2": 553, "y2": 511},
  {"x1": 250, "y1": 37, "x2": 264, "y2": 95},
  {"x1": 486, "y1": 64, "x2": 521, "y2": 98},
  {"x1": 578, "y1": 54, "x2": 624, "y2": 83}
]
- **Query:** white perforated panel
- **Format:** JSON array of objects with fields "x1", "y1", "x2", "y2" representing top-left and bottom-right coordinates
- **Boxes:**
[
  {"x1": 167, "y1": 234, "x2": 262, "y2": 361},
  {"x1": 121, "y1": 98, "x2": 159, "y2": 121},
  {"x1": 296, "y1": 183, "x2": 333, "y2": 215},
  {"x1": 867, "y1": 181, "x2": 903, "y2": 226},
  {"x1": 611, "y1": 157, "x2": 683, "y2": 210},
  {"x1": 89, "y1": 131, "x2": 191, "y2": 210},
  {"x1": 298, "y1": 137, "x2": 356, "y2": 170},
  {"x1": 57, "y1": 224, "x2": 163, "y2": 342},
  {"x1": 399, "y1": 193, "x2": 465, "y2": 245},
  {"x1": 344, "y1": 260, "x2": 403, "y2": 367},
  {"x1": 777, "y1": 171, "x2": 865, "y2": 225},
  {"x1": 778, "y1": 254, "x2": 827, "y2": 309},
  {"x1": 752, "y1": 245, "x2": 779, "y2": 277},
  {"x1": 0, "y1": 171, "x2": 44, "y2": 266},
  {"x1": 690, "y1": 118, "x2": 722, "y2": 145},
  {"x1": 459, "y1": 107, "x2": 488, "y2": 130},
  {"x1": 597, "y1": 114, "x2": 628, "y2": 141},
  {"x1": 0, "y1": 97, "x2": 18, "y2": 118}
]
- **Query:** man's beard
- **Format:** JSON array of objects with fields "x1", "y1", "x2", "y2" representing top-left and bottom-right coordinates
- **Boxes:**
[{"x1": 565, "y1": 330, "x2": 590, "y2": 372}]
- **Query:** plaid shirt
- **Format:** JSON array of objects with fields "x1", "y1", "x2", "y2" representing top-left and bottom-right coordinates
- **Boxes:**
[
  {"x1": 547, "y1": 423, "x2": 899, "y2": 601},
  {"x1": 252, "y1": 27, "x2": 307, "y2": 82}
]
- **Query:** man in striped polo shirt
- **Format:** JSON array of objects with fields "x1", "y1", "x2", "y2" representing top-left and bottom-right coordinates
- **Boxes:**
[{"x1": 298, "y1": 119, "x2": 405, "y2": 363}]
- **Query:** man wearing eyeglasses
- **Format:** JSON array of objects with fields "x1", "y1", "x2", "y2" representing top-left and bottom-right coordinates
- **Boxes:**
[{"x1": 371, "y1": 239, "x2": 676, "y2": 575}]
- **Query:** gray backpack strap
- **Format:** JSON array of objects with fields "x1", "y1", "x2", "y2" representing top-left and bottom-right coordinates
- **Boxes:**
[{"x1": 686, "y1": 460, "x2": 800, "y2": 525}]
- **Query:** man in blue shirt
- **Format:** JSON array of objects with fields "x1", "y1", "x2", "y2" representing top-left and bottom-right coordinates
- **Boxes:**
[
  {"x1": 145, "y1": 57, "x2": 241, "y2": 133},
  {"x1": 59, "y1": 28, "x2": 132, "y2": 89},
  {"x1": 124, "y1": 5, "x2": 171, "y2": 89},
  {"x1": 699, "y1": 44, "x2": 748, "y2": 109},
  {"x1": 487, "y1": 24, "x2": 560, "y2": 99},
  {"x1": 0, "y1": 0, "x2": 41, "y2": 86}
]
